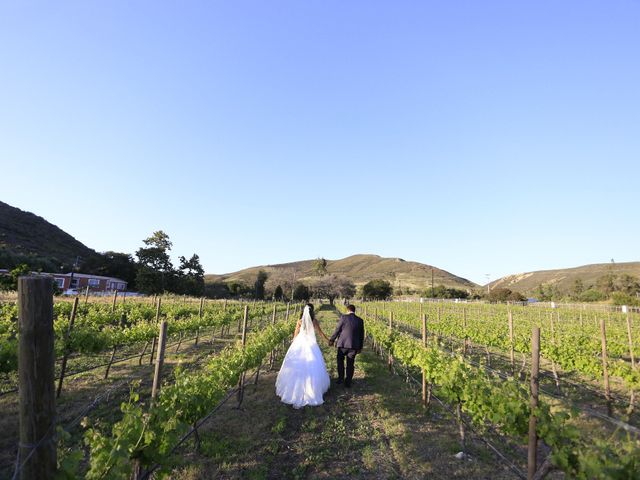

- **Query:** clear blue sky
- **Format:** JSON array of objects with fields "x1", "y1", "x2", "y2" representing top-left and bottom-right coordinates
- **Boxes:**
[{"x1": 1, "y1": 1, "x2": 639, "y2": 285}]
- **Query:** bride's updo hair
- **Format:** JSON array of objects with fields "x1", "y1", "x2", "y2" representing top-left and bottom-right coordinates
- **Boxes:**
[{"x1": 302, "y1": 303, "x2": 315, "y2": 320}]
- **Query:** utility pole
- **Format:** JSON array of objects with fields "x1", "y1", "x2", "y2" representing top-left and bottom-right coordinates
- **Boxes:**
[
  {"x1": 485, "y1": 274, "x2": 490, "y2": 295},
  {"x1": 69, "y1": 256, "x2": 80, "y2": 292}
]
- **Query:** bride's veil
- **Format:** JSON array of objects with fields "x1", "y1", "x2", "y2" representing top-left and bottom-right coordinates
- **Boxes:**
[{"x1": 299, "y1": 305, "x2": 317, "y2": 341}]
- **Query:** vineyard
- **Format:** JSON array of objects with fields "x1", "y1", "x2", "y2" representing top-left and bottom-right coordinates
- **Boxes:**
[
  {"x1": 1, "y1": 279, "x2": 640, "y2": 479},
  {"x1": 355, "y1": 300, "x2": 640, "y2": 478},
  {"x1": 1, "y1": 279, "x2": 296, "y2": 479}
]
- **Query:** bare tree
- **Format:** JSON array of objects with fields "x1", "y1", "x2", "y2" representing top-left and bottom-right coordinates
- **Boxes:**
[
  {"x1": 265, "y1": 267, "x2": 299, "y2": 300},
  {"x1": 310, "y1": 274, "x2": 355, "y2": 305}
]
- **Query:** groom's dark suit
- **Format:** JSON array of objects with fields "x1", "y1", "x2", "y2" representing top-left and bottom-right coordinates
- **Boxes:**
[{"x1": 329, "y1": 312, "x2": 365, "y2": 387}]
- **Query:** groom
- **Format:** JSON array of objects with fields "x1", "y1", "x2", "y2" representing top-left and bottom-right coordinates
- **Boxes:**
[{"x1": 329, "y1": 304, "x2": 365, "y2": 388}]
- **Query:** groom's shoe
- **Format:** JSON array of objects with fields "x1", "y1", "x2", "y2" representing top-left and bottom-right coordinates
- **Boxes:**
[
  {"x1": 335, "y1": 378, "x2": 343, "y2": 384},
  {"x1": 344, "y1": 381, "x2": 352, "y2": 388}
]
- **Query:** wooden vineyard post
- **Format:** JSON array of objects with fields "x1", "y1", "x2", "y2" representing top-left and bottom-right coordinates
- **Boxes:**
[
  {"x1": 462, "y1": 307, "x2": 467, "y2": 356},
  {"x1": 253, "y1": 302, "x2": 268, "y2": 392},
  {"x1": 18, "y1": 277, "x2": 56, "y2": 480},
  {"x1": 421, "y1": 313, "x2": 430, "y2": 408},
  {"x1": 549, "y1": 313, "x2": 561, "y2": 394},
  {"x1": 175, "y1": 332, "x2": 184, "y2": 353},
  {"x1": 237, "y1": 306, "x2": 249, "y2": 407},
  {"x1": 456, "y1": 400, "x2": 465, "y2": 454},
  {"x1": 210, "y1": 323, "x2": 217, "y2": 346},
  {"x1": 508, "y1": 310, "x2": 515, "y2": 374},
  {"x1": 528, "y1": 326, "x2": 540, "y2": 480},
  {"x1": 627, "y1": 313, "x2": 636, "y2": 413},
  {"x1": 138, "y1": 340, "x2": 149, "y2": 365},
  {"x1": 388, "y1": 312, "x2": 393, "y2": 372},
  {"x1": 56, "y1": 296, "x2": 79, "y2": 398},
  {"x1": 111, "y1": 290, "x2": 118, "y2": 312},
  {"x1": 285, "y1": 302, "x2": 290, "y2": 322},
  {"x1": 150, "y1": 298, "x2": 161, "y2": 365},
  {"x1": 104, "y1": 313, "x2": 125, "y2": 379},
  {"x1": 151, "y1": 320, "x2": 168, "y2": 401},
  {"x1": 223, "y1": 298, "x2": 227, "y2": 311},
  {"x1": 269, "y1": 303, "x2": 277, "y2": 370},
  {"x1": 600, "y1": 318, "x2": 612, "y2": 416},
  {"x1": 627, "y1": 313, "x2": 636, "y2": 368},
  {"x1": 237, "y1": 303, "x2": 243, "y2": 333},
  {"x1": 84, "y1": 285, "x2": 90, "y2": 304}
]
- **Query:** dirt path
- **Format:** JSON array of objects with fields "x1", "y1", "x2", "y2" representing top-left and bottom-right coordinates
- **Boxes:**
[{"x1": 172, "y1": 305, "x2": 518, "y2": 480}]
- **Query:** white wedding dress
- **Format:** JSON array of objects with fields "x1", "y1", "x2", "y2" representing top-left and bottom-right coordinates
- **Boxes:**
[{"x1": 276, "y1": 306, "x2": 330, "y2": 408}]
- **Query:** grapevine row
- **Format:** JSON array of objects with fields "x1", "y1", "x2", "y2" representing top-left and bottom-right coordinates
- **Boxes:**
[
  {"x1": 0, "y1": 300, "x2": 289, "y2": 374},
  {"x1": 56, "y1": 316, "x2": 296, "y2": 479},
  {"x1": 362, "y1": 301, "x2": 640, "y2": 391},
  {"x1": 363, "y1": 312, "x2": 640, "y2": 478}
]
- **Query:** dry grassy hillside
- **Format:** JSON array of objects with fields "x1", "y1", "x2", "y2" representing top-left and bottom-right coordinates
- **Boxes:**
[
  {"x1": 489, "y1": 261, "x2": 640, "y2": 295},
  {"x1": 205, "y1": 254, "x2": 478, "y2": 291}
]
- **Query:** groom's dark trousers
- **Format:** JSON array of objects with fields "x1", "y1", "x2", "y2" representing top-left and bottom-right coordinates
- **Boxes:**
[{"x1": 337, "y1": 348, "x2": 357, "y2": 386}]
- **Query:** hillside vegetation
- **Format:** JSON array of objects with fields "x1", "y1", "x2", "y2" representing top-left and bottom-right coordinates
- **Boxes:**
[
  {"x1": 0, "y1": 200, "x2": 98, "y2": 270},
  {"x1": 490, "y1": 262, "x2": 640, "y2": 297},
  {"x1": 205, "y1": 254, "x2": 477, "y2": 292}
]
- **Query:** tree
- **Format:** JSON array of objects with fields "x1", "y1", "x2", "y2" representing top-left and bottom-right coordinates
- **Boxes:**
[
  {"x1": 83, "y1": 251, "x2": 138, "y2": 290},
  {"x1": 596, "y1": 274, "x2": 616, "y2": 295},
  {"x1": 534, "y1": 283, "x2": 559, "y2": 301},
  {"x1": 616, "y1": 274, "x2": 640, "y2": 296},
  {"x1": 204, "y1": 281, "x2": 231, "y2": 299},
  {"x1": 310, "y1": 274, "x2": 356, "y2": 305},
  {"x1": 227, "y1": 281, "x2": 251, "y2": 297},
  {"x1": 572, "y1": 278, "x2": 584, "y2": 297},
  {"x1": 423, "y1": 284, "x2": 469, "y2": 299},
  {"x1": 362, "y1": 279, "x2": 393, "y2": 300},
  {"x1": 292, "y1": 283, "x2": 311, "y2": 301},
  {"x1": 0, "y1": 246, "x2": 61, "y2": 273},
  {"x1": 0, "y1": 264, "x2": 30, "y2": 291},
  {"x1": 487, "y1": 288, "x2": 526, "y2": 303},
  {"x1": 580, "y1": 288, "x2": 607, "y2": 302},
  {"x1": 264, "y1": 268, "x2": 297, "y2": 300},
  {"x1": 611, "y1": 291, "x2": 640, "y2": 307},
  {"x1": 135, "y1": 231, "x2": 174, "y2": 294},
  {"x1": 274, "y1": 285, "x2": 284, "y2": 301},
  {"x1": 254, "y1": 270, "x2": 268, "y2": 300},
  {"x1": 177, "y1": 254, "x2": 205, "y2": 296},
  {"x1": 313, "y1": 257, "x2": 328, "y2": 276}
]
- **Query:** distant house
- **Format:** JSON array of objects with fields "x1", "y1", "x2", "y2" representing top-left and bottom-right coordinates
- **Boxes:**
[{"x1": 51, "y1": 272, "x2": 127, "y2": 292}]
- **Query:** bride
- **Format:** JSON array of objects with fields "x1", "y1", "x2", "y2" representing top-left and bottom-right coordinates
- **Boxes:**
[{"x1": 276, "y1": 303, "x2": 331, "y2": 408}]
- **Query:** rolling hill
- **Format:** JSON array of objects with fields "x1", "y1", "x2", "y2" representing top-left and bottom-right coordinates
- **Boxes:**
[
  {"x1": 0, "y1": 200, "x2": 98, "y2": 268},
  {"x1": 488, "y1": 262, "x2": 640, "y2": 295},
  {"x1": 205, "y1": 254, "x2": 478, "y2": 291}
]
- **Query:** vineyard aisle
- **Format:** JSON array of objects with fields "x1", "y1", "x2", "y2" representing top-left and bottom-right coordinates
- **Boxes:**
[{"x1": 173, "y1": 305, "x2": 516, "y2": 480}]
